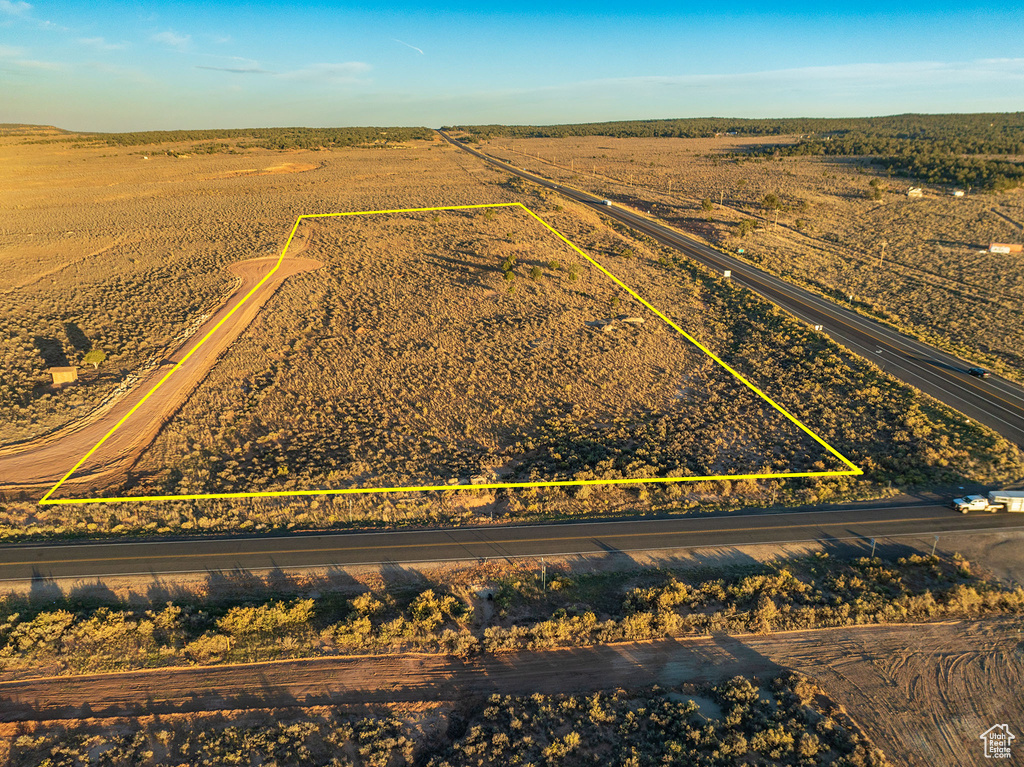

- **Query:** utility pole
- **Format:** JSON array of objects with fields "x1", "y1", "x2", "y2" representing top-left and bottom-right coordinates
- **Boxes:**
[
  {"x1": 541, "y1": 558, "x2": 546, "y2": 591},
  {"x1": 878, "y1": 239, "x2": 888, "y2": 267},
  {"x1": 720, "y1": 189, "x2": 724, "y2": 206},
  {"x1": 774, "y1": 209, "x2": 779, "y2": 229}
]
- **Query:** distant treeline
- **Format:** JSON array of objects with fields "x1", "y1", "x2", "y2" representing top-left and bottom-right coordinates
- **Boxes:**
[
  {"x1": 0, "y1": 123, "x2": 70, "y2": 137},
  {"x1": 450, "y1": 113, "x2": 1024, "y2": 145},
  {"x1": 451, "y1": 113, "x2": 1024, "y2": 191},
  {"x1": 72, "y1": 126, "x2": 436, "y2": 150}
]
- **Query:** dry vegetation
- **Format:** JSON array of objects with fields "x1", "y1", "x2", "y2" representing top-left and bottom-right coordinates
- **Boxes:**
[
  {"x1": 0, "y1": 675, "x2": 887, "y2": 767},
  {"x1": 1, "y1": 550, "x2": 1018, "y2": 677},
  {"x1": 0, "y1": 130, "x2": 473, "y2": 445},
  {"x1": 127, "y1": 204, "x2": 841, "y2": 500},
  {"x1": 476, "y1": 134, "x2": 1024, "y2": 379},
  {"x1": 2, "y1": 131, "x2": 1022, "y2": 539}
]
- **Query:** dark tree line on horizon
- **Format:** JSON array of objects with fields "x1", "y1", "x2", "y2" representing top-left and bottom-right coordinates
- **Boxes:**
[
  {"x1": 450, "y1": 113, "x2": 1024, "y2": 191},
  {"x1": 62, "y1": 125, "x2": 436, "y2": 150}
]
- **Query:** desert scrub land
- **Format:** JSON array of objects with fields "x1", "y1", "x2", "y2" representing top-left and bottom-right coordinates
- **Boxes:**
[
  {"x1": 1, "y1": 549, "x2": 1018, "y2": 676},
  {"x1": 0, "y1": 675, "x2": 887, "y2": 767},
  {"x1": 4, "y1": 125, "x2": 1023, "y2": 538},
  {"x1": 470, "y1": 128, "x2": 1024, "y2": 380},
  {"x1": 7, "y1": 189, "x2": 1021, "y2": 536},
  {"x1": 0, "y1": 128, "x2": 490, "y2": 445},
  {"x1": 126, "y1": 203, "x2": 846, "y2": 500},
  {"x1": 113, "y1": 193, "x2": 1023, "y2": 506}
]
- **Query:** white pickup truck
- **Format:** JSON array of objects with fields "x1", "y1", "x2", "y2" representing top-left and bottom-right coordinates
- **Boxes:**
[{"x1": 952, "y1": 491, "x2": 1024, "y2": 513}]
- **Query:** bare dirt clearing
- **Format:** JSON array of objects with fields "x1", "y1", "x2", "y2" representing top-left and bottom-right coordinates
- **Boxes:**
[
  {"x1": 1, "y1": 619, "x2": 1019, "y2": 765},
  {"x1": 205, "y1": 161, "x2": 320, "y2": 179}
]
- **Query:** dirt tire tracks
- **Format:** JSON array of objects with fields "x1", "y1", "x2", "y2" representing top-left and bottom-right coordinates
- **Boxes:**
[
  {"x1": 1, "y1": 617, "x2": 1021, "y2": 767},
  {"x1": 0, "y1": 233, "x2": 322, "y2": 496}
]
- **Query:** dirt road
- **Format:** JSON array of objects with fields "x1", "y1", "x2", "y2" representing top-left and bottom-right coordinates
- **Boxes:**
[
  {"x1": 0, "y1": 253, "x2": 321, "y2": 497},
  {"x1": 2, "y1": 619, "x2": 1021, "y2": 765}
]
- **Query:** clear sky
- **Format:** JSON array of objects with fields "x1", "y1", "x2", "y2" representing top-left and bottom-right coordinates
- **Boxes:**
[{"x1": 1, "y1": 0, "x2": 1022, "y2": 131}]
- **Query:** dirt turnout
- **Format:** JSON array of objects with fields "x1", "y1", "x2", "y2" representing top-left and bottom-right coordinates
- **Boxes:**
[
  {"x1": 2, "y1": 618, "x2": 1021, "y2": 766},
  {"x1": 0, "y1": 254, "x2": 321, "y2": 496}
]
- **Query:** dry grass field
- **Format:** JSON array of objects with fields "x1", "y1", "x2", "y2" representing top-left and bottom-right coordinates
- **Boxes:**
[
  {"x1": 1, "y1": 132, "x2": 1022, "y2": 537},
  {"x1": 0, "y1": 132, "x2": 486, "y2": 445},
  {"x1": 477, "y1": 135, "x2": 1024, "y2": 379},
  {"x1": 126, "y1": 203, "x2": 840, "y2": 499}
]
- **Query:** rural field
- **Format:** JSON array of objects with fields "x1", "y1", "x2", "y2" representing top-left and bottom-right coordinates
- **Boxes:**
[
  {"x1": 0, "y1": 128, "x2": 486, "y2": 447},
  {"x1": 125, "y1": 202, "x2": 846, "y2": 500},
  {"x1": 3, "y1": 538, "x2": 1023, "y2": 766},
  {"x1": 470, "y1": 133, "x2": 1024, "y2": 381},
  {"x1": 0, "y1": 128, "x2": 1022, "y2": 538}
]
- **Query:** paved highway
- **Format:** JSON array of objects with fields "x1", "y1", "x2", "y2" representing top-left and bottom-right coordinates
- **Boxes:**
[
  {"x1": 438, "y1": 131, "x2": 1024, "y2": 447},
  {"x1": 2, "y1": 503, "x2": 1022, "y2": 582}
]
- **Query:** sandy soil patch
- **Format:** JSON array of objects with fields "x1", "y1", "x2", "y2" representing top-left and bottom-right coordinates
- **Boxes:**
[{"x1": 207, "y1": 161, "x2": 320, "y2": 179}]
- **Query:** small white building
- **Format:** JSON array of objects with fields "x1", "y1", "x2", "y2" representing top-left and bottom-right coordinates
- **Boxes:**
[
  {"x1": 952, "y1": 189, "x2": 964, "y2": 197},
  {"x1": 907, "y1": 187, "x2": 924, "y2": 198}
]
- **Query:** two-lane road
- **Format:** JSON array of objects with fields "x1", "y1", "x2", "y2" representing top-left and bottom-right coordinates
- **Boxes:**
[
  {"x1": 3, "y1": 503, "x2": 1023, "y2": 582},
  {"x1": 439, "y1": 131, "x2": 1024, "y2": 447}
]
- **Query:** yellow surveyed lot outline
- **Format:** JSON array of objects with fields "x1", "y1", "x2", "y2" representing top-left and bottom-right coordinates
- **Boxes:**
[{"x1": 41, "y1": 202, "x2": 861, "y2": 506}]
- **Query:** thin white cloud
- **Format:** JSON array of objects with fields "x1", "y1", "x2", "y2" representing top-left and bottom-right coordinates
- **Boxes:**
[
  {"x1": 78, "y1": 36, "x2": 128, "y2": 51},
  {"x1": 276, "y1": 61, "x2": 371, "y2": 83},
  {"x1": 393, "y1": 38, "x2": 424, "y2": 55},
  {"x1": 197, "y1": 64, "x2": 272, "y2": 74},
  {"x1": 82, "y1": 61, "x2": 154, "y2": 84},
  {"x1": 587, "y1": 58, "x2": 1024, "y2": 92},
  {"x1": 0, "y1": 44, "x2": 24, "y2": 56},
  {"x1": 6, "y1": 58, "x2": 60, "y2": 70},
  {"x1": 0, "y1": 0, "x2": 31, "y2": 16},
  {"x1": 151, "y1": 30, "x2": 190, "y2": 50}
]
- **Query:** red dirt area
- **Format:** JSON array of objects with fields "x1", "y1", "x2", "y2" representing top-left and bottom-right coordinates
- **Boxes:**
[{"x1": 0, "y1": 254, "x2": 321, "y2": 497}]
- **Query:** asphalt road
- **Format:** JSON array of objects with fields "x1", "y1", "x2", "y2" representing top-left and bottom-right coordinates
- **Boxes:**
[
  {"x1": 3, "y1": 503, "x2": 1023, "y2": 582},
  {"x1": 438, "y1": 132, "x2": 1024, "y2": 447}
]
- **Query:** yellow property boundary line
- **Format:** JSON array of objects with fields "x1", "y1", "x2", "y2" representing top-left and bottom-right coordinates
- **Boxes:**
[{"x1": 41, "y1": 202, "x2": 860, "y2": 506}]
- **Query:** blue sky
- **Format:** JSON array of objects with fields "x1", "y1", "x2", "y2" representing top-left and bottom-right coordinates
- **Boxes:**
[{"x1": 1, "y1": 0, "x2": 1022, "y2": 131}]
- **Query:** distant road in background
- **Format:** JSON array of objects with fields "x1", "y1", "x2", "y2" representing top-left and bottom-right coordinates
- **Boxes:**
[
  {"x1": 3, "y1": 503, "x2": 1023, "y2": 582},
  {"x1": 438, "y1": 131, "x2": 1024, "y2": 448}
]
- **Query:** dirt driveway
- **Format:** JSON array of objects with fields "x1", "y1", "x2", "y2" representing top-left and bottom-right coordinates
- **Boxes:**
[
  {"x1": 2, "y1": 618, "x2": 1021, "y2": 766},
  {"x1": 0, "y1": 253, "x2": 321, "y2": 497}
]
